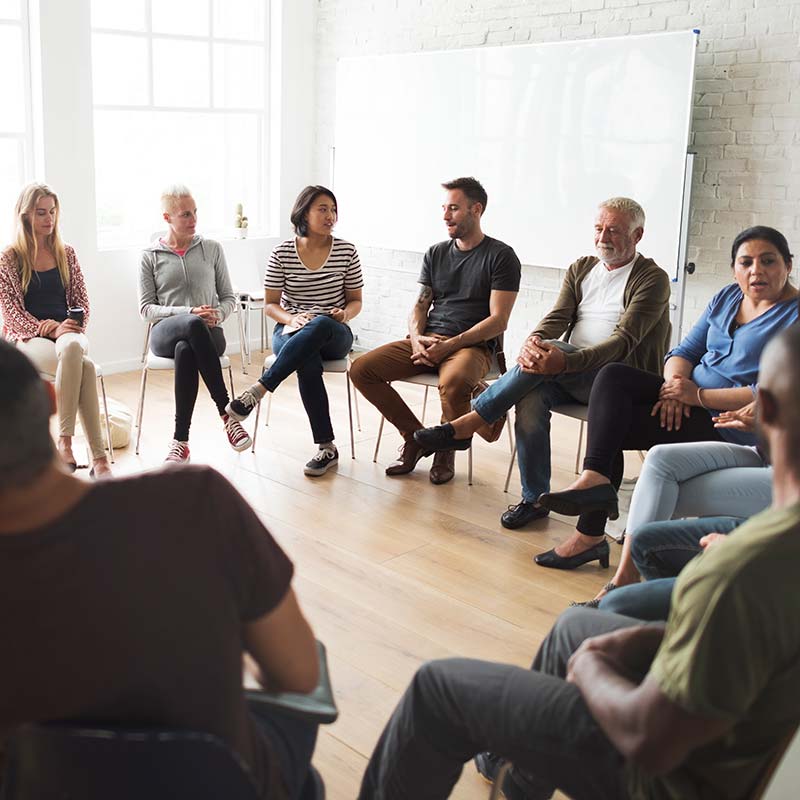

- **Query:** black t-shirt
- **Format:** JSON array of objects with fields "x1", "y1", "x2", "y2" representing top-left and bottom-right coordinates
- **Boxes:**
[
  {"x1": 419, "y1": 236, "x2": 521, "y2": 339},
  {"x1": 23, "y1": 267, "x2": 68, "y2": 322},
  {"x1": 0, "y1": 465, "x2": 294, "y2": 800}
]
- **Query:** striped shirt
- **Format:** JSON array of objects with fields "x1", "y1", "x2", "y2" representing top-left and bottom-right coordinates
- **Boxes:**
[{"x1": 264, "y1": 238, "x2": 363, "y2": 315}]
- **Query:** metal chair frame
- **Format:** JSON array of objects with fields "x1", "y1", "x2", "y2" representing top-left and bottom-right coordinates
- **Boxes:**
[
  {"x1": 134, "y1": 323, "x2": 235, "y2": 455},
  {"x1": 372, "y1": 358, "x2": 513, "y2": 487},
  {"x1": 251, "y1": 353, "x2": 361, "y2": 458}
]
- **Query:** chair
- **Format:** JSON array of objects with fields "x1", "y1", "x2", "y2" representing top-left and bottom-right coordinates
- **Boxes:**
[
  {"x1": 236, "y1": 288, "x2": 267, "y2": 369},
  {"x1": 372, "y1": 354, "x2": 513, "y2": 487},
  {"x1": 251, "y1": 353, "x2": 361, "y2": 458},
  {"x1": 1, "y1": 641, "x2": 338, "y2": 800},
  {"x1": 503, "y1": 403, "x2": 645, "y2": 494},
  {"x1": 40, "y1": 362, "x2": 115, "y2": 464},
  {"x1": 134, "y1": 323, "x2": 235, "y2": 455}
]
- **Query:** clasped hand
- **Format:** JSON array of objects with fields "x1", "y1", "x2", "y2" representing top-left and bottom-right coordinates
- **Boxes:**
[
  {"x1": 410, "y1": 335, "x2": 452, "y2": 366},
  {"x1": 650, "y1": 375, "x2": 698, "y2": 431},
  {"x1": 517, "y1": 336, "x2": 566, "y2": 375},
  {"x1": 40, "y1": 318, "x2": 83, "y2": 339},
  {"x1": 191, "y1": 305, "x2": 220, "y2": 326},
  {"x1": 566, "y1": 624, "x2": 665, "y2": 687}
]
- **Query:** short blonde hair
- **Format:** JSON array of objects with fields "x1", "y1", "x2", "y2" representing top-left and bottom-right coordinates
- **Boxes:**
[
  {"x1": 160, "y1": 184, "x2": 193, "y2": 213},
  {"x1": 599, "y1": 197, "x2": 645, "y2": 232}
]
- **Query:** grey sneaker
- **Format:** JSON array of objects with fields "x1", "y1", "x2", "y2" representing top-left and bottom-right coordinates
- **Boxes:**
[
  {"x1": 225, "y1": 386, "x2": 263, "y2": 421},
  {"x1": 304, "y1": 445, "x2": 338, "y2": 476}
]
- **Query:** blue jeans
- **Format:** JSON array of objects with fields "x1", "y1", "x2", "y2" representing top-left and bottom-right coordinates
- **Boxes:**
[
  {"x1": 471, "y1": 342, "x2": 598, "y2": 502},
  {"x1": 261, "y1": 316, "x2": 353, "y2": 444},
  {"x1": 599, "y1": 516, "x2": 743, "y2": 620}
]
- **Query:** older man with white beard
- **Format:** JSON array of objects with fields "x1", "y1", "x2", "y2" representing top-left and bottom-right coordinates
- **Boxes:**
[{"x1": 415, "y1": 198, "x2": 671, "y2": 560}]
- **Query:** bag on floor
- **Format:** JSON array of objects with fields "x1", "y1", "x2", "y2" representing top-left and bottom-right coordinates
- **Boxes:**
[{"x1": 103, "y1": 397, "x2": 133, "y2": 449}]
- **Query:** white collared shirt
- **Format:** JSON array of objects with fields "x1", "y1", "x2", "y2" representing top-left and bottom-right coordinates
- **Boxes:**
[{"x1": 568, "y1": 253, "x2": 637, "y2": 348}]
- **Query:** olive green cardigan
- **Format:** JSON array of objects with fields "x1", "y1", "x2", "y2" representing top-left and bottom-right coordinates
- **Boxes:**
[{"x1": 532, "y1": 254, "x2": 671, "y2": 375}]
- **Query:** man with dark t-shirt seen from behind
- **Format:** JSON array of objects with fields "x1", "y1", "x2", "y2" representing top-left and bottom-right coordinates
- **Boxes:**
[
  {"x1": 0, "y1": 340, "x2": 319, "y2": 800},
  {"x1": 350, "y1": 176, "x2": 521, "y2": 485}
]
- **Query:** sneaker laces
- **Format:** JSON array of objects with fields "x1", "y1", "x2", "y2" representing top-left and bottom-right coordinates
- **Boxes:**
[
  {"x1": 237, "y1": 387, "x2": 261, "y2": 411},
  {"x1": 311, "y1": 446, "x2": 337, "y2": 462},
  {"x1": 166, "y1": 440, "x2": 188, "y2": 460},
  {"x1": 224, "y1": 415, "x2": 250, "y2": 442}
]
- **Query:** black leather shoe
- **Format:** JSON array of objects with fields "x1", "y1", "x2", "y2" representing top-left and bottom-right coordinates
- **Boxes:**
[
  {"x1": 474, "y1": 751, "x2": 503, "y2": 784},
  {"x1": 500, "y1": 500, "x2": 549, "y2": 529},
  {"x1": 534, "y1": 539, "x2": 610, "y2": 570},
  {"x1": 537, "y1": 483, "x2": 619, "y2": 520},
  {"x1": 414, "y1": 423, "x2": 472, "y2": 452}
]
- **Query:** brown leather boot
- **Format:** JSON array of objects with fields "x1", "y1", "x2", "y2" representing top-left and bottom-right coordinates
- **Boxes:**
[
  {"x1": 385, "y1": 437, "x2": 431, "y2": 476},
  {"x1": 429, "y1": 449, "x2": 455, "y2": 484}
]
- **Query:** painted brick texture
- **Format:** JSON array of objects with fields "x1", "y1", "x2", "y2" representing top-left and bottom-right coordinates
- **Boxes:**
[{"x1": 314, "y1": 0, "x2": 800, "y2": 353}]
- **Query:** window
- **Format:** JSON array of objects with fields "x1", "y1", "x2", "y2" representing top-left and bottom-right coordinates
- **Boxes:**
[
  {"x1": 90, "y1": 0, "x2": 269, "y2": 248},
  {"x1": 0, "y1": 0, "x2": 34, "y2": 224}
]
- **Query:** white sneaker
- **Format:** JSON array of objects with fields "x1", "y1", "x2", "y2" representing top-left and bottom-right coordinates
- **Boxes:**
[
  {"x1": 304, "y1": 445, "x2": 338, "y2": 476},
  {"x1": 165, "y1": 440, "x2": 190, "y2": 463}
]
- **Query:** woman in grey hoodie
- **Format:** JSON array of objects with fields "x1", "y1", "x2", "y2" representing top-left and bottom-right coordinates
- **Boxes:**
[{"x1": 138, "y1": 184, "x2": 251, "y2": 462}]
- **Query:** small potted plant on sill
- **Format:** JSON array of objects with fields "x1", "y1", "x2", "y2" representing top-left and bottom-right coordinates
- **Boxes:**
[{"x1": 234, "y1": 203, "x2": 249, "y2": 239}]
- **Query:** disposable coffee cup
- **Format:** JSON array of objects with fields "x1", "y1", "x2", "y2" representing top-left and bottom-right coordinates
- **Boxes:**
[{"x1": 67, "y1": 307, "x2": 85, "y2": 327}]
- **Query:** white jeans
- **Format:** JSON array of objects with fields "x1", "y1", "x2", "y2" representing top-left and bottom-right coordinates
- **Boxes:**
[
  {"x1": 17, "y1": 334, "x2": 106, "y2": 460},
  {"x1": 626, "y1": 441, "x2": 771, "y2": 535}
]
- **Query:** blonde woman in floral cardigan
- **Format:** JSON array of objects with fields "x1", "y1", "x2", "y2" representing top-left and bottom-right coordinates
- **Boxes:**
[{"x1": 0, "y1": 183, "x2": 111, "y2": 477}]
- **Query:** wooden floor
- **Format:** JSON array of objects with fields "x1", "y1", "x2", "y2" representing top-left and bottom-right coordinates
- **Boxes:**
[{"x1": 91, "y1": 352, "x2": 640, "y2": 799}]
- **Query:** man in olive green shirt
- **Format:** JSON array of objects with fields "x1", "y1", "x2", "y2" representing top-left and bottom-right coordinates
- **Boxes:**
[
  {"x1": 414, "y1": 196, "x2": 671, "y2": 532},
  {"x1": 358, "y1": 324, "x2": 800, "y2": 800}
]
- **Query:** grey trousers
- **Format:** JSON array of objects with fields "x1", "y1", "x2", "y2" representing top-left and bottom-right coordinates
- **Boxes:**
[{"x1": 357, "y1": 608, "x2": 639, "y2": 800}]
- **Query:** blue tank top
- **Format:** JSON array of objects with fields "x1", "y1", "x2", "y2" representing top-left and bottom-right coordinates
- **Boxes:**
[{"x1": 24, "y1": 267, "x2": 68, "y2": 322}]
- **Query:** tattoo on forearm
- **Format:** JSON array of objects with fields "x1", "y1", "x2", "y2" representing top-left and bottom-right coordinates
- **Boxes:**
[{"x1": 417, "y1": 286, "x2": 433, "y2": 305}]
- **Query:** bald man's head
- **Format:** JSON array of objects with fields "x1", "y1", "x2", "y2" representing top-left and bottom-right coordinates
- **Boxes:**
[{"x1": 758, "y1": 324, "x2": 800, "y2": 473}]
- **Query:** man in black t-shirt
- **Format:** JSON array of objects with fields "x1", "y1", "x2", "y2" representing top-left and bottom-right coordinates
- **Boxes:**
[
  {"x1": 350, "y1": 177, "x2": 520, "y2": 484},
  {"x1": 0, "y1": 340, "x2": 320, "y2": 800}
]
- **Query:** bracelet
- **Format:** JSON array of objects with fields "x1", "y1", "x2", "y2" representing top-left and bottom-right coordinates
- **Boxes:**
[{"x1": 696, "y1": 387, "x2": 708, "y2": 409}]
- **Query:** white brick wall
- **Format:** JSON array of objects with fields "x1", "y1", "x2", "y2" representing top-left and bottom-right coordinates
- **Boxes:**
[{"x1": 313, "y1": 0, "x2": 800, "y2": 355}]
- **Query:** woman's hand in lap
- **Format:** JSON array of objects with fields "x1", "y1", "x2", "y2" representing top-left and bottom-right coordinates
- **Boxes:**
[
  {"x1": 713, "y1": 401, "x2": 756, "y2": 433},
  {"x1": 329, "y1": 308, "x2": 347, "y2": 323},
  {"x1": 658, "y1": 374, "x2": 700, "y2": 406},
  {"x1": 53, "y1": 319, "x2": 83, "y2": 339},
  {"x1": 651, "y1": 398, "x2": 690, "y2": 431}
]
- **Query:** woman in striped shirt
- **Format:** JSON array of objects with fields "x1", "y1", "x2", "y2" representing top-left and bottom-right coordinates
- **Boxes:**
[{"x1": 227, "y1": 185, "x2": 363, "y2": 475}]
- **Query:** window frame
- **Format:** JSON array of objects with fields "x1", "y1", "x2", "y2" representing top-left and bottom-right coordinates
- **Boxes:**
[{"x1": 90, "y1": 0, "x2": 271, "y2": 249}]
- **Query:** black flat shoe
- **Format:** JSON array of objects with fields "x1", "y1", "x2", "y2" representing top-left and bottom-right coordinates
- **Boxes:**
[
  {"x1": 500, "y1": 500, "x2": 549, "y2": 529},
  {"x1": 534, "y1": 539, "x2": 610, "y2": 570},
  {"x1": 537, "y1": 484, "x2": 619, "y2": 520},
  {"x1": 413, "y1": 423, "x2": 472, "y2": 452}
]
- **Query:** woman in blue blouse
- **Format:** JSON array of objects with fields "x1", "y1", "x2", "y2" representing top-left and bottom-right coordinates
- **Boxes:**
[{"x1": 533, "y1": 226, "x2": 797, "y2": 573}]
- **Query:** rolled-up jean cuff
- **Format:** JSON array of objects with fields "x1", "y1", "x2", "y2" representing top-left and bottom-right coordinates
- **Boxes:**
[{"x1": 470, "y1": 393, "x2": 502, "y2": 425}]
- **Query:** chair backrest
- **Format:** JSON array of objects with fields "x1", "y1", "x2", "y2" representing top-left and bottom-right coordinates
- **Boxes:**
[{"x1": 1, "y1": 723, "x2": 261, "y2": 800}]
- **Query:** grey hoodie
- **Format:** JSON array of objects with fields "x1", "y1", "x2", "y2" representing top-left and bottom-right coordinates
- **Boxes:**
[{"x1": 139, "y1": 236, "x2": 237, "y2": 323}]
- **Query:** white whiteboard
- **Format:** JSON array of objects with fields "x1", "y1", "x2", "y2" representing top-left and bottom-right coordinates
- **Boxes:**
[{"x1": 333, "y1": 31, "x2": 696, "y2": 280}]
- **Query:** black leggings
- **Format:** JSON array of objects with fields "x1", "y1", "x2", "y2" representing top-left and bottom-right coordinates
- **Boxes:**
[
  {"x1": 577, "y1": 363, "x2": 722, "y2": 537},
  {"x1": 150, "y1": 314, "x2": 229, "y2": 441}
]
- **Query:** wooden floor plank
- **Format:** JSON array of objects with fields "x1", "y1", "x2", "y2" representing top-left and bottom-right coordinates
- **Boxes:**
[{"x1": 93, "y1": 357, "x2": 623, "y2": 799}]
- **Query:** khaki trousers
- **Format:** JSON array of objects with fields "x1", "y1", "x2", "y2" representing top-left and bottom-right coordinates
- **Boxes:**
[
  {"x1": 349, "y1": 338, "x2": 492, "y2": 440},
  {"x1": 18, "y1": 334, "x2": 106, "y2": 460}
]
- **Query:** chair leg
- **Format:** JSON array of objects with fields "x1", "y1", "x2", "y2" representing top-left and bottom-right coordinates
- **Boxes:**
[
  {"x1": 468, "y1": 444, "x2": 473, "y2": 486},
  {"x1": 228, "y1": 365, "x2": 235, "y2": 396},
  {"x1": 135, "y1": 367, "x2": 148, "y2": 455},
  {"x1": 504, "y1": 441, "x2": 517, "y2": 493},
  {"x1": 251, "y1": 400, "x2": 261, "y2": 453},
  {"x1": 236, "y1": 299, "x2": 248, "y2": 375},
  {"x1": 421, "y1": 385, "x2": 428, "y2": 425},
  {"x1": 506, "y1": 410, "x2": 515, "y2": 453},
  {"x1": 353, "y1": 385, "x2": 362, "y2": 432},
  {"x1": 575, "y1": 420, "x2": 585, "y2": 475},
  {"x1": 265, "y1": 392, "x2": 272, "y2": 426},
  {"x1": 373, "y1": 415, "x2": 385, "y2": 462},
  {"x1": 98, "y1": 374, "x2": 115, "y2": 463},
  {"x1": 346, "y1": 373, "x2": 356, "y2": 459},
  {"x1": 260, "y1": 309, "x2": 266, "y2": 353}
]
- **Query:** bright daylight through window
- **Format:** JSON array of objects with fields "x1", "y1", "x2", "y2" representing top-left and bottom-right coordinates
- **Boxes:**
[
  {"x1": 91, "y1": 0, "x2": 268, "y2": 248},
  {"x1": 0, "y1": 0, "x2": 33, "y2": 234}
]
